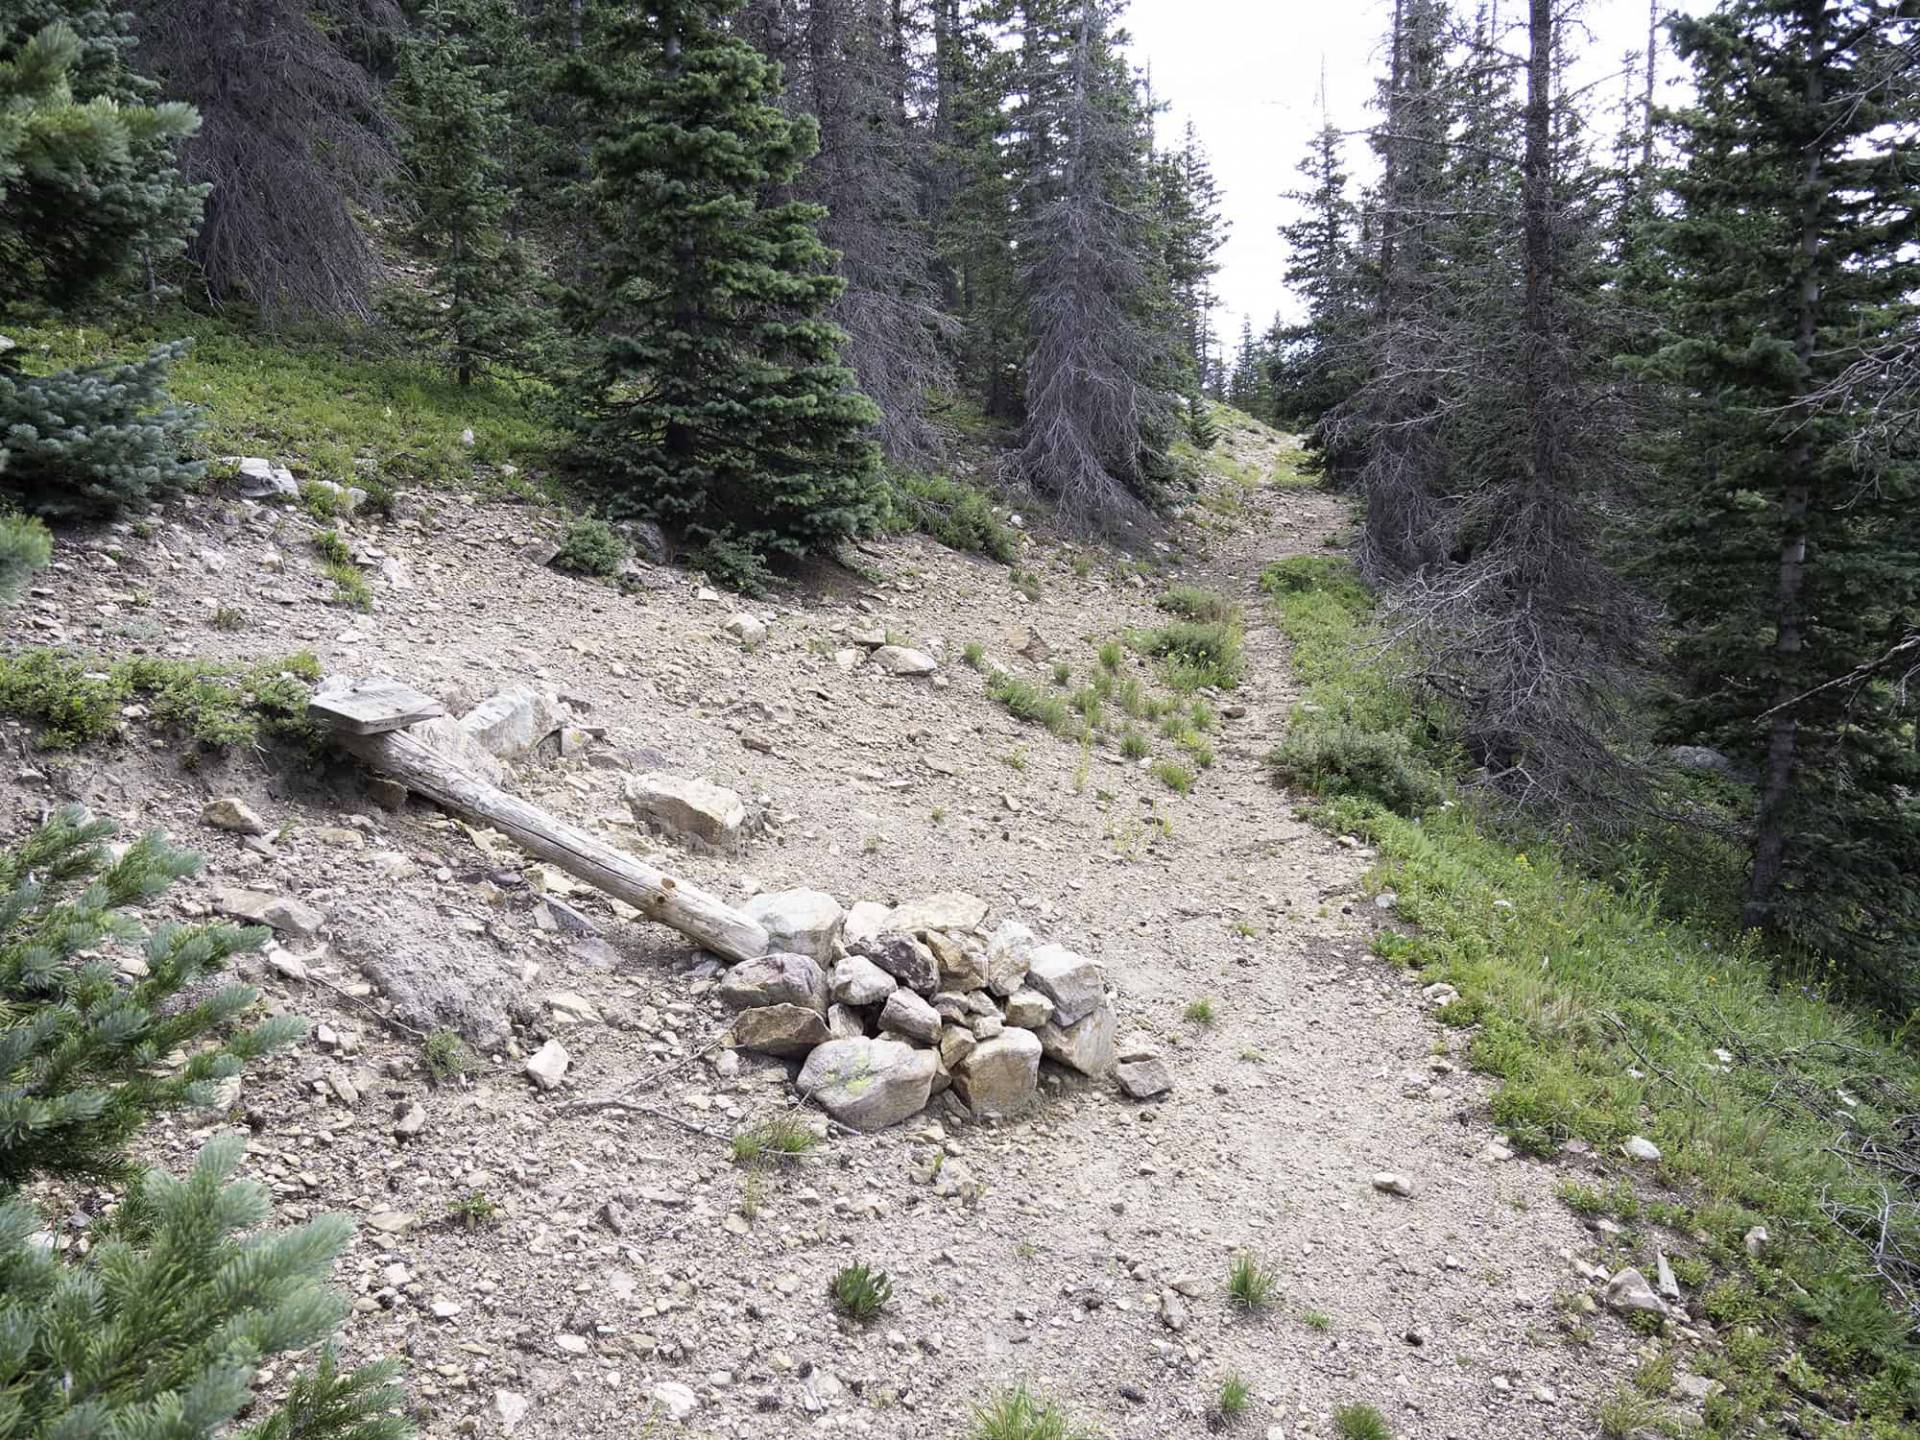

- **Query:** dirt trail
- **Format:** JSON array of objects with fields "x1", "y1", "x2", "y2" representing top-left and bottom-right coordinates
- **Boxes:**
[{"x1": 4, "y1": 417, "x2": 1639, "y2": 1438}]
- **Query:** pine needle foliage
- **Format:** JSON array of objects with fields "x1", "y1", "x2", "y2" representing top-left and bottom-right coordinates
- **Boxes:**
[{"x1": 570, "y1": 0, "x2": 883, "y2": 568}]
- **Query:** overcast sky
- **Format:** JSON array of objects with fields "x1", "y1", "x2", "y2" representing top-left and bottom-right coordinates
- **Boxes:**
[{"x1": 1123, "y1": 0, "x2": 1714, "y2": 344}]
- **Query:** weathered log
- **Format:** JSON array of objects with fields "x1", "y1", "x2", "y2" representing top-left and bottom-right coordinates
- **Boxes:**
[{"x1": 332, "y1": 723, "x2": 770, "y2": 964}]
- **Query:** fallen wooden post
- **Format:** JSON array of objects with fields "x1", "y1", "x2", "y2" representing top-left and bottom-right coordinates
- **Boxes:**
[{"x1": 317, "y1": 680, "x2": 769, "y2": 964}]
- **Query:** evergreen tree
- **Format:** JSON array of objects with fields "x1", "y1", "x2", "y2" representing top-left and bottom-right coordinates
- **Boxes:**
[
  {"x1": 1271, "y1": 92, "x2": 1362, "y2": 433},
  {"x1": 1648, "y1": 0, "x2": 1920, "y2": 994},
  {"x1": 1155, "y1": 121, "x2": 1227, "y2": 393},
  {"x1": 385, "y1": 0, "x2": 543, "y2": 386},
  {"x1": 1013, "y1": 0, "x2": 1178, "y2": 529},
  {"x1": 1, "y1": 20, "x2": 203, "y2": 518},
  {"x1": 0, "y1": 806, "x2": 408, "y2": 1440},
  {"x1": 570, "y1": 0, "x2": 882, "y2": 585},
  {"x1": 0, "y1": 17, "x2": 202, "y2": 310}
]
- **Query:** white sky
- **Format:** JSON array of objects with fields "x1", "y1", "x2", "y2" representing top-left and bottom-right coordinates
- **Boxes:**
[{"x1": 1124, "y1": 0, "x2": 1714, "y2": 342}]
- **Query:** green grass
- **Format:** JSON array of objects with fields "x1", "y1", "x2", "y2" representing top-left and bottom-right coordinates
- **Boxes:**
[
  {"x1": 1151, "y1": 758, "x2": 1193, "y2": 795},
  {"x1": 422, "y1": 1030, "x2": 472, "y2": 1085},
  {"x1": 1137, "y1": 619, "x2": 1244, "y2": 691},
  {"x1": 1183, "y1": 996, "x2": 1217, "y2": 1026},
  {"x1": 1155, "y1": 584, "x2": 1238, "y2": 624},
  {"x1": 0, "y1": 648, "x2": 322, "y2": 750},
  {"x1": 1214, "y1": 1372, "x2": 1251, "y2": 1423},
  {"x1": 1118, "y1": 728, "x2": 1150, "y2": 760},
  {"x1": 447, "y1": 1191, "x2": 502, "y2": 1229},
  {"x1": 828, "y1": 1262, "x2": 893, "y2": 1324},
  {"x1": 1301, "y1": 1309, "x2": 1332, "y2": 1331},
  {"x1": 986, "y1": 672, "x2": 1085, "y2": 741},
  {"x1": 1097, "y1": 640, "x2": 1124, "y2": 671},
  {"x1": 963, "y1": 642, "x2": 986, "y2": 669},
  {"x1": 1332, "y1": 1403, "x2": 1391, "y2": 1440},
  {"x1": 964, "y1": 1385, "x2": 1096, "y2": 1440},
  {"x1": 1227, "y1": 1252, "x2": 1276, "y2": 1312},
  {"x1": 322, "y1": 559, "x2": 370, "y2": 610},
  {"x1": 730, "y1": 1112, "x2": 820, "y2": 1165},
  {"x1": 9, "y1": 316, "x2": 559, "y2": 492},
  {"x1": 1266, "y1": 537, "x2": 1920, "y2": 1433}
]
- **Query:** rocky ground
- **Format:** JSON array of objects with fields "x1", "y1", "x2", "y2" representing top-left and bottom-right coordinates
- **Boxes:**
[{"x1": 5, "y1": 417, "x2": 1663, "y2": 1438}]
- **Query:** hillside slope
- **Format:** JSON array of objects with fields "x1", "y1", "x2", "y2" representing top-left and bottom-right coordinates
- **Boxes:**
[{"x1": 2, "y1": 415, "x2": 1649, "y2": 1439}]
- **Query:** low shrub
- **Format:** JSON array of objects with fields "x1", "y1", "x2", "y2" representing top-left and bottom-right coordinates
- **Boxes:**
[
  {"x1": 1269, "y1": 719, "x2": 1439, "y2": 816},
  {"x1": 885, "y1": 471, "x2": 1018, "y2": 563},
  {"x1": 0, "y1": 648, "x2": 322, "y2": 750},
  {"x1": 551, "y1": 516, "x2": 627, "y2": 577}
]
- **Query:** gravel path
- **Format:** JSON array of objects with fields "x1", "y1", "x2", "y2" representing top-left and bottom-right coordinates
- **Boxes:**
[{"x1": 4, "y1": 419, "x2": 1644, "y2": 1438}]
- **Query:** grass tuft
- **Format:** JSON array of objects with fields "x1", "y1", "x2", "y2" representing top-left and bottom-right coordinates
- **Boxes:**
[
  {"x1": 1332, "y1": 1403, "x2": 1392, "y2": 1440},
  {"x1": 964, "y1": 1385, "x2": 1096, "y2": 1440},
  {"x1": 422, "y1": 1030, "x2": 472, "y2": 1084},
  {"x1": 1226, "y1": 1252, "x2": 1276, "y2": 1312},
  {"x1": 731, "y1": 1112, "x2": 819, "y2": 1165},
  {"x1": 1156, "y1": 585, "x2": 1238, "y2": 624},
  {"x1": 829, "y1": 1262, "x2": 893, "y2": 1324},
  {"x1": 1214, "y1": 1372, "x2": 1251, "y2": 1424}
]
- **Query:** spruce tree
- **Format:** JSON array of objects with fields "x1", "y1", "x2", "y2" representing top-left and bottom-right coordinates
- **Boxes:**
[
  {"x1": 1155, "y1": 121, "x2": 1227, "y2": 394},
  {"x1": 1648, "y1": 0, "x2": 1920, "y2": 993},
  {"x1": 0, "y1": 806, "x2": 409, "y2": 1440},
  {"x1": 571, "y1": 0, "x2": 883, "y2": 585},
  {"x1": 1013, "y1": 0, "x2": 1179, "y2": 530},
  {"x1": 1, "y1": 20, "x2": 204, "y2": 518},
  {"x1": 385, "y1": 0, "x2": 543, "y2": 386},
  {"x1": 1272, "y1": 96, "x2": 1363, "y2": 434}
]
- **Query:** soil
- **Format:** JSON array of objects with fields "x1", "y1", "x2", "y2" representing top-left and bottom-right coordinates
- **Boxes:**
[{"x1": 3, "y1": 416, "x2": 1648, "y2": 1438}]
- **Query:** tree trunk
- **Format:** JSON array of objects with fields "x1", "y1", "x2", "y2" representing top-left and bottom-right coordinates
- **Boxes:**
[
  {"x1": 337, "y1": 726, "x2": 772, "y2": 963},
  {"x1": 1742, "y1": 0, "x2": 1826, "y2": 944}
]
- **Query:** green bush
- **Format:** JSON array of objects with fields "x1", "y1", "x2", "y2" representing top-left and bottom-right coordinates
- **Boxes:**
[
  {"x1": 885, "y1": 470, "x2": 1018, "y2": 563},
  {"x1": 0, "y1": 806, "x2": 408, "y2": 1440},
  {"x1": 550, "y1": 515, "x2": 627, "y2": 577},
  {"x1": 986, "y1": 671, "x2": 1084, "y2": 740},
  {"x1": 0, "y1": 511, "x2": 52, "y2": 600},
  {"x1": 0, "y1": 341, "x2": 204, "y2": 518},
  {"x1": 1155, "y1": 584, "x2": 1237, "y2": 623},
  {"x1": 1269, "y1": 719, "x2": 1440, "y2": 816},
  {"x1": 1139, "y1": 619, "x2": 1243, "y2": 691},
  {"x1": 0, "y1": 648, "x2": 322, "y2": 750}
]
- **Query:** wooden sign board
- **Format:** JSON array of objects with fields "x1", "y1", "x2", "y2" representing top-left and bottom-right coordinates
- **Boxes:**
[{"x1": 310, "y1": 677, "x2": 446, "y2": 735}]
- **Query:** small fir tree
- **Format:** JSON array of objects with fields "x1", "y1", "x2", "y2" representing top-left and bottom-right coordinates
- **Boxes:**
[
  {"x1": 384, "y1": 0, "x2": 544, "y2": 385},
  {"x1": 1, "y1": 20, "x2": 204, "y2": 518},
  {"x1": 570, "y1": 0, "x2": 883, "y2": 579},
  {"x1": 0, "y1": 806, "x2": 409, "y2": 1440}
]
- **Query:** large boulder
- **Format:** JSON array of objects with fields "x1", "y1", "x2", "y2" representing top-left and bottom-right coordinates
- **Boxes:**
[
  {"x1": 627, "y1": 773, "x2": 748, "y2": 851},
  {"x1": 460, "y1": 688, "x2": 566, "y2": 760},
  {"x1": 733, "y1": 1004, "x2": 831, "y2": 1057},
  {"x1": 1038, "y1": 1003, "x2": 1117, "y2": 1076},
  {"x1": 954, "y1": 1028, "x2": 1042, "y2": 1117},
  {"x1": 855, "y1": 931, "x2": 940, "y2": 995},
  {"x1": 718, "y1": 953, "x2": 828, "y2": 1015},
  {"x1": 843, "y1": 900, "x2": 890, "y2": 949},
  {"x1": 743, "y1": 888, "x2": 842, "y2": 962},
  {"x1": 829, "y1": 954, "x2": 897, "y2": 1007},
  {"x1": 984, "y1": 920, "x2": 1036, "y2": 997},
  {"x1": 408, "y1": 715, "x2": 506, "y2": 786},
  {"x1": 885, "y1": 893, "x2": 989, "y2": 935},
  {"x1": 1025, "y1": 943, "x2": 1105, "y2": 1026},
  {"x1": 879, "y1": 989, "x2": 943, "y2": 1044},
  {"x1": 798, "y1": 1038, "x2": 938, "y2": 1132}
]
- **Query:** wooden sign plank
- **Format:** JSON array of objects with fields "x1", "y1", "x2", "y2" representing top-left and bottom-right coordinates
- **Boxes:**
[{"x1": 310, "y1": 677, "x2": 446, "y2": 735}]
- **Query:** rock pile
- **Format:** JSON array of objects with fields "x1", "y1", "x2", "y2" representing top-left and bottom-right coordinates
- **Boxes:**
[{"x1": 717, "y1": 889, "x2": 1123, "y2": 1131}]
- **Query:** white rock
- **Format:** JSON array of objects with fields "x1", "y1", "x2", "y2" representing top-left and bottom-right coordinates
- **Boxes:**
[
  {"x1": 870, "y1": 644, "x2": 938, "y2": 676},
  {"x1": 723, "y1": 613, "x2": 767, "y2": 644},
  {"x1": 843, "y1": 900, "x2": 890, "y2": 948},
  {"x1": 879, "y1": 988, "x2": 942, "y2": 1044},
  {"x1": 1372, "y1": 1171, "x2": 1415, "y2": 1197},
  {"x1": 1003, "y1": 987, "x2": 1055, "y2": 1029},
  {"x1": 524, "y1": 1038, "x2": 570, "y2": 1090},
  {"x1": 718, "y1": 953, "x2": 828, "y2": 1014},
  {"x1": 212, "y1": 886, "x2": 324, "y2": 938},
  {"x1": 651, "y1": 1381, "x2": 699, "y2": 1422},
  {"x1": 492, "y1": 1390, "x2": 531, "y2": 1434},
  {"x1": 1036, "y1": 1003, "x2": 1117, "y2": 1076},
  {"x1": 829, "y1": 954, "x2": 897, "y2": 1007},
  {"x1": 627, "y1": 773, "x2": 748, "y2": 851},
  {"x1": 1025, "y1": 943, "x2": 1105, "y2": 1025},
  {"x1": 460, "y1": 687, "x2": 566, "y2": 760},
  {"x1": 884, "y1": 892, "x2": 989, "y2": 934},
  {"x1": 984, "y1": 919, "x2": 1036, "y2": 996},
  {"x1": 953, "y1": 1028, "x2": 1042, "y2": 1117},
  {"x1": 202, "y1": 797, "x2": 268, "y2": 836},
  {"x1": 742, "y1": 888, "x2": 842, "y2": 961},
  {"x1": 797, "y1": 1038, "x2": 937, "y2": 1131},
  {"x1": 1623, "y1": 1135, "x2": 1662, "y2": 1162},
  {"x1": 1603, "y1": 1266, "x2": 1668, "y2": 1317}
]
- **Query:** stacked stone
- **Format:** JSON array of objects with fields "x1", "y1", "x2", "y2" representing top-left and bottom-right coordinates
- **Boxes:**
[{"x1": 717, "y1": 888, "x2": 1121, "y2": 1132}]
